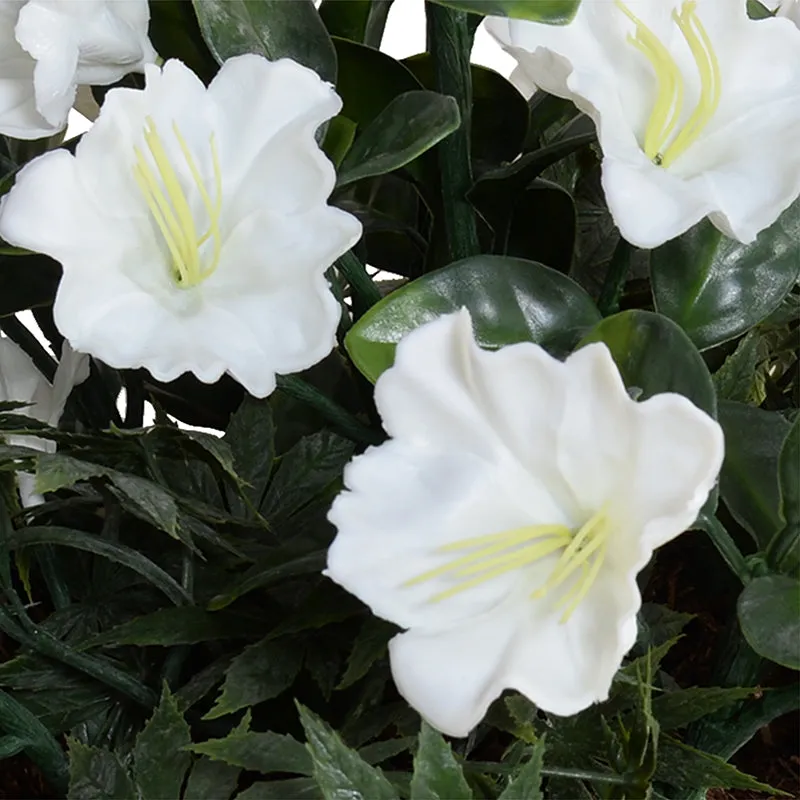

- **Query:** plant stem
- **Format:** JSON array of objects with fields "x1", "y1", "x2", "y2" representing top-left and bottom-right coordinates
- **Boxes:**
[
  {"x1": 337, "y1": 250, "x2": 382, "y2": 315},
  {"x1": 697, "y1": 514, "x2": 751, "y2": 585},
  {"x1": 276, "y1": 375, "x2": 383, "y2": 446},
  {"x1": 597, "y1": 237, "x2": 633, "y2": 316},
  {"x1": 426, "y1": 2, "x2": 480, "y2": 262}
]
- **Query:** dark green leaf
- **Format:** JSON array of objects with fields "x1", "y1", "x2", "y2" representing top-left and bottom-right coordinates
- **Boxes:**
[
  {"x1": 318, "y1": 0, "x2": 393, "y2": 47},
  {"x1": 205, "y1": 637, "x2": 304, "y2": 719},
  {"x1": 133, "y1": 686, "x2": 191, "y2": 800},
  {"x1": 184, "y1": 757, "x2": 240, "y2": 800},
  {"x1": 580, "y1": 310, "x2": 716, "y2": 416},
  {"x1": 338, "y1": 616, "x2": 396, "y2": 689},
  {"x1": 652, "y1": 687, "x2": 755, "y2": 731},
  {"x1": 188, "y1": 712, "x2": 312, "y2": 776},
  {"x1": 712, "y1": 331, "x2": 768, "y2": 405},
  {"x1": 409, "y1": 722, "x2": 473, "y2": 800},
  {"x1": 497, "y1": 738, "x2": 545, "y2": 800},
  {"x1": 651, "y1": 201, "x2": 800, "y2": 350},
  {"x1": 337, "y1": 91, "x2": 459, "y2": 187},
  {"x1": 323, "y1": 115, "x2": 358, "y2": 168},
  {"x1": 297, "y1": 702, "x2": 398, "y2": 800},
  {"x1": 235, "y1": 778, "x2": 319, "y2": 799},
  {"x1": 192, "y1": 0, "x2": 337, "y2": 83},
  {"x1": 718, "y1": 400, "x2": 789, "y2": 547},
  {"x1": 67, "y1": 739, "x2": 136, "y2": 800},
  {"x1": 358, "y1": 738, "x2": 414, "y2": 765},
  {"x1": 778, "y1": 413, "x2": 800, "y2": 529},
  {"x1": 427, "y1": 0, "x2": 580, "y2": 23},
  {"x1": 346, "y1": 255, "x2": 601, "y2": 382},
  {"x1": 738, "y1": 575, "x2": 800, "y2": 669}
]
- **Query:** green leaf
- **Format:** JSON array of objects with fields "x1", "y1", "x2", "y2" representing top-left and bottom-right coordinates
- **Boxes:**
[
  {"x1": 184, "y1": 757, "x2": 240, "y2": 800},
  {"x1": 188, "y1": 712, "x2": 312, "y2": 776},
  {"x1": 651, "y1": 201, "x2": 800, "y2": 350},
  {"x1": 738, "y1": 575, "x2": 800, "y2": 669},
  {"x1": 223, "y1": 395, "x2": 275, "y2": 515},
  {"x1": 338, "y1": 617, "x2": 396, "y2": 689},
  {"x1": 409, "y1": 722, "x2": 473, "y2": 800},
  {"x1": 718, "y1": 400, "x2": 789, "y2": 547},
  {"x1": 192, "y1": 0, "x2": 337, "y2": 83},
  {"x1": 346, "y1": 255, "x2": 601, "y2": 382},
  {"x1": 323, "y1": 115, "x2": 358, "y2": 168},
  {"x1": 0, "y1": 688, "x2": 68, "y2": 793},
  {"x1": 318, "y1": 0, "x2": 393, "y2": 47},
  {"x1": 67, "y1": 739, "x2": 136, "y2": 800},
  {"x1": 337, "y1": 90, "x2": 460, "y2": 187},
  {"x1": 580, "y1": 309, "x2": 717, "y2": 415},
  {"x1": 778, "y1": 413, "x2": 800, "y2": 529},
  {"x1": 297, "y1": 702, "x2": 398, "y2": 800},
  {"x1": 261, "y1": 431, "x2": 354, "y2": 521},
  {"x1": 86, "y1": 606, "x2": 254, "y2": 648},
  {"x1": 498, "y1": 738, "x2": 545, "y2": 800},
  {"x1": 712, "y1": 331, "x2": 768, "y2": 405},
  {"x1": 205, "y1": 637, "x2": 304, "y2": 719},
  {"x1": 133, "y1": 686, "x2": 192, "y2": 800},
  {"x1": 235, "y1": 778, "x2": 319, "y2": 799},
  {"x1": 427, "y1": 0, "x2": 580, "y2": 24},
  {"x1": 652, "y1": 687, "x2": 755, "y2": 731}
]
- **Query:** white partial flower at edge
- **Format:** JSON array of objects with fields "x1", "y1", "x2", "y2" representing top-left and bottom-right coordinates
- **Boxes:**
[
  {"x1": 0, "y1": 56, "x2": 362, "y2": 398},
  {"x1": 0, "y1": 0, "x2": 155, "y2": 139},
  {"x1": 325, "y1": 310, "x2": 724, "y2": 737},
  {"x1": 777, "y1": 0, "x2": 800, "y2": 26},
  {"x1": 0, "y1": 336, "x2": 89, "y2": 506},
  {"x1": 485, "y1": 0, "x2": 800, "y2": 249}
]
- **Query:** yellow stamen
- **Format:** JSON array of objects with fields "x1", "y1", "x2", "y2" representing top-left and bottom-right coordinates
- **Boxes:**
[
  {"x1": 133, "y1": 116, "x2": 223, "y2": 288},
  {"x1": 616, "y1": 0, "x2": 721, "y2": 167},
  {"x1": 402, "y1": 511, "x2": 612, "y2": 623}
]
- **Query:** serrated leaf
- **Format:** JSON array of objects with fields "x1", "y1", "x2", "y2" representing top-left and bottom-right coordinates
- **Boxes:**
[
  {"x1": 297, "y1": 702, "x2": 398, "y2": 800},
  {"x1": 712, "y1": 331, "x2": 768, "y2": 405},
  {"x1": 338, "y1": 617, "x2": 396, "y2": 689},
  {"x1": 184, "y1": 757, "x2": 240, "y2": 800},
  {"x1": 498, "y1": 738, "x2": 545, "y2": 800},
  {"x1": 205, "y1": 637, "x2": 303, "y2": 719},
  {"x1": 133, "y1": 685, "x2": 191, "y2": 800},
  {"x1": 410, "y1": 722, "x2": 473, "y2": 800},
  {"x1": 67, "y1": 739, "x2": 136, "y2": 800},
  {"x1": 652, "y1": 687, "x2": 755, "y2": 731}
]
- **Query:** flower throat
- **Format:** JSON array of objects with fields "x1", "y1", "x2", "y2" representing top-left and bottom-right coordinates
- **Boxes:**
[
  {"x1": 617, "y1": 0, "x2": 721, "y2": 168},
  {"x1": 133, "y1": 117, "x2": 222, "y2": 288}
]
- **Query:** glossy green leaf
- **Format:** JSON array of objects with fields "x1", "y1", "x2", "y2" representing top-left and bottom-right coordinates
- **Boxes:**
[
  {"x1": 427, "y1": 0, "x2": 580, "y2": 24},
  {"x1": 718, "y1": 401, "x2": 789, "y2": 547},
  {"x1": 205, "y1": 638, "x2": 303, "y2": 719},
  {"x1": 192, "y1": 0, "x2": 337, "y2": 83},
  {"x1": 188, "y1": 712, "x2": 312, "y2": 775},
  {"x1": 67, "y1": 739, "x2": 136, "y2": 800},
  {"x1": 498, "y1": 738, "x2": 545, "y2": 800},
  {"x1": 183, "y1": 758, "x2": 240, "y2": 800},
  {"x1": 778, "y1": 413, "x2": 800, "y2": 529},
  {"x1": 651, "y1": 201, "x2": 800, "y2": 350},
  {"x1": 337, "y1": 91, "x2": 460, "y2": 187},
  {"x1": 409, "y1": 722, "x2": 473, "y2": 800},
  {"x1": 297, "y1": 703, "x2": 398, "y2": 800},
  {"x1": 738, "y1": 575, "x2": 800, "y2": 669},
  {"x1": 579, "y1": 309, "x2": 717, "y2": 415},
  {"x1": 133, "y1": 686, "x2": 191, "y2": 800},
  {"x1": 318, "y1": 0, "x2": 393, "y2": 47},
  {"x1": 346, "y1": 255, "x2": 601, "y2": 382}
]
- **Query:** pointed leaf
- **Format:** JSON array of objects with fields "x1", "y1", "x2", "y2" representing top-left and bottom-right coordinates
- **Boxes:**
[
  {"x1": 67, "y1": 739, "x2": 136, "y2": 800},
  {"x1": 652, "y1": 687, "x2": 755, "y2": 731},
  {"x1": 184, "y1": 757, "x2": 240, "y2": 800},
  {"x1": 409, "y1": 722, "x2": 473, "y2": 800},
  {"x1": 498, "y1": 738, "x2": 546, "y2": 800}
]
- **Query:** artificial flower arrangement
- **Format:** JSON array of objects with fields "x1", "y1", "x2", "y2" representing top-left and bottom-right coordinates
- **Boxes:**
[{"x1": 0, "y1": 0, "x2": 797, "y2": 797}]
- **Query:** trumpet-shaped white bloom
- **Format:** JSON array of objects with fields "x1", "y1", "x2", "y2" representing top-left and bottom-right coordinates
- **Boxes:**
[
  {"x1": 326, "y1": 310, "x2": 723, "y2": 737},
  {"x1": 0, "y1": 0, "x2": 156, "y2": 139},
  {"x1": 0, "y1": 336, "x2": 89, "y2": 506},
  {"x1": 0, "y1": 56, "x2": 362, "y2": 397},
  {"x1": 486, "y1": 0, "x2": 800, "y2": 249},
  {"x1": 777, "y1": 0, "x2": 800, "y2": 26}
]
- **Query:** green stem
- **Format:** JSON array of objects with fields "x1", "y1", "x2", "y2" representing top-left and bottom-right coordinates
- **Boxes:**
[
  {"x1": 468, "y1": 761, "x2": 631, "y2": 786},
  {"x1": 337, "y1": 250, "x2": 382, "y2": 315},
  {"x1": 697, "y1": 514, "x2": 751, "y2": 585},
  {"x1": 597, "y1": 237, "x2": 633, "y2": 316},
  {"x1": 426, "y1": 2, "x2": 480, "y2": 262},
  {"x1": 276, "y1": 375, "x2": 383, "y2": 446}
]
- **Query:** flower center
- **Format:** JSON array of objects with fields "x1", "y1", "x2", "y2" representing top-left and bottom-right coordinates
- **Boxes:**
[
  {"x1": 403, "y1": 508, "x2": 611, "y2": 623},
  {"x1": 133, "y1": 117, "x2": 223, "y2": 289},
  {"x1": 617, "y1": 0, "x2": 721, "y2": 168}
]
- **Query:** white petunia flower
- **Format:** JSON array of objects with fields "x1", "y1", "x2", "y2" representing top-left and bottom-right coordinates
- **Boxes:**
[
  {"x1": 777, "y1": 0, "x2": 800, "y2": 26},
  {"x1": 0, "y1": 0, "x2": 156, "y2": 139},
  {"x1": 325, "y1": 310, "x2": 723, "y2": 737},
  {"x1": 485, "y1": 0, "x2": 800, "y2": 249},
  {"x1": 0, "y1": 56, "x2": 362, "y2": 397},
  {"x1": 0, "y1": 335, "x2": 89, "y2": 506}
]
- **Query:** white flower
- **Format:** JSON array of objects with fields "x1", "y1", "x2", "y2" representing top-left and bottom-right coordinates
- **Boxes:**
[
  {"x1": 0, "y1": 0, "x2": 156, "y2": 139},
  {"x1": 0, "y1": 335, "x2": 89, "y2": 506},
  {"x1": 325, "y1": 310, "x2": 723, "y2": 737},
  {"x1": 485, "y1": 0, "x2": 800, "y2": 249},
  {"x1": 0, "y1": 56, "x2": 362, "y2": 398},
  {"x1": 777, "y1": 0, "x2": 800, "y2": 26}
]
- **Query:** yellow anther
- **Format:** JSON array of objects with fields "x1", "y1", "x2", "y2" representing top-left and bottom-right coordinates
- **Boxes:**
[
  {"x1": 402, "y1": 511, "x2": 611, "y2": 623},
  {"x1": 133, "y1": 116, "x2": 223, "y2": 288},
  {"x1": 617, "y1": 0, "x2": 721, "y2": 167}
]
